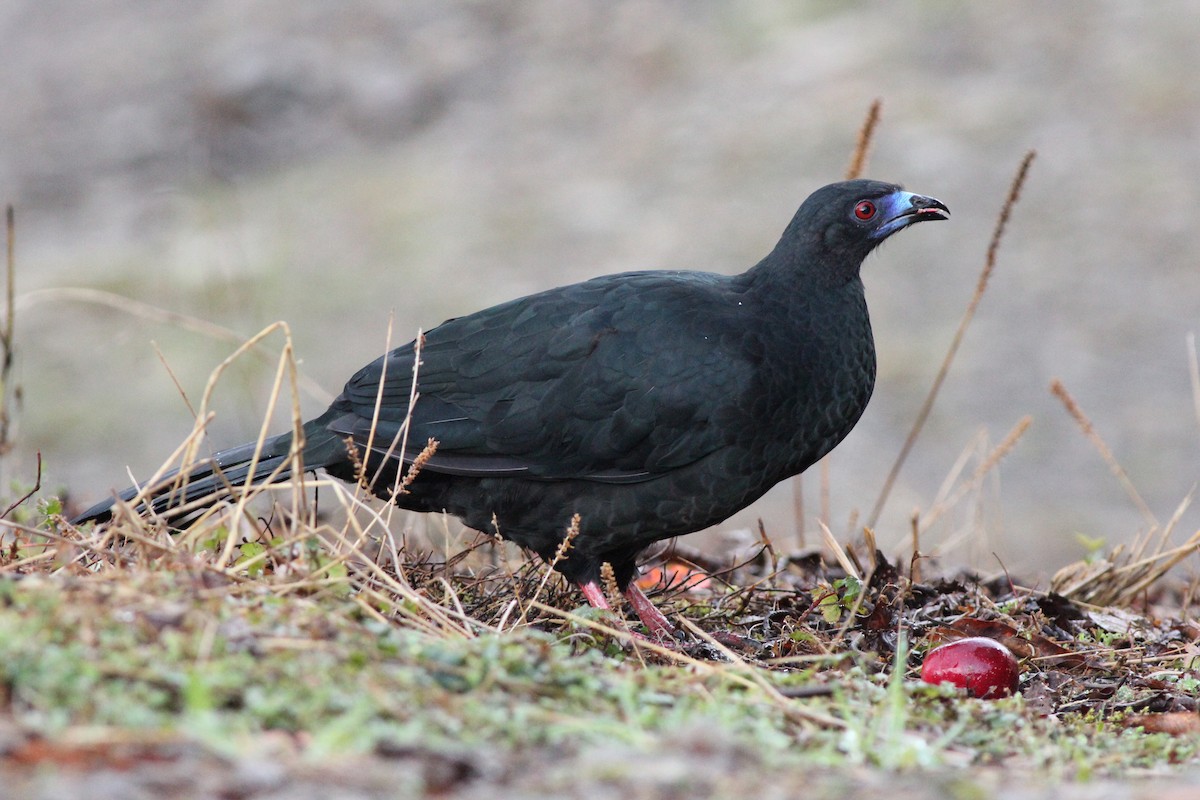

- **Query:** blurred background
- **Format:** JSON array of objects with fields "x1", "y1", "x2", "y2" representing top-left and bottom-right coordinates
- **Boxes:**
[{"x1": 2, "y1": 1, "x2": 1197, "y2": 577}]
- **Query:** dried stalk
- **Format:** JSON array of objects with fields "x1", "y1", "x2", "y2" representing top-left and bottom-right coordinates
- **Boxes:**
[{"x1": 868, "y1": 151, "x2": 1036, "y2": 529}]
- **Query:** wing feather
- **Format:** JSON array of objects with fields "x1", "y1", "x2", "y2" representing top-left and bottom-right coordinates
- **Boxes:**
[{"x1": 324, "y1": 271, "x2": 759, "y2": 482}]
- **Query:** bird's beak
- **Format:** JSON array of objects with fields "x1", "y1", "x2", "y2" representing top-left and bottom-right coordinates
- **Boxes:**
[{"x1": 870, "y1": 191, "x2": 950, "y2": 239}]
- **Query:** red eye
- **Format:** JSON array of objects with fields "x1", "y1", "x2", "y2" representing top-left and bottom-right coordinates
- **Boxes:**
[{"x1": 854, "y1": 200, "x2": 876, "y2": 220}]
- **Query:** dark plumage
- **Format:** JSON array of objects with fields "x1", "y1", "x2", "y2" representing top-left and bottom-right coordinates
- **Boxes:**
[{"x1": 74, "y1": 179, "x2": 948, "y2": 638}]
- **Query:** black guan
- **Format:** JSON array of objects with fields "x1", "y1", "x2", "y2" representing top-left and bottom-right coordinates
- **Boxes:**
[{"x1": 74, "y1": 179, "x2": 948, "y2": 639}]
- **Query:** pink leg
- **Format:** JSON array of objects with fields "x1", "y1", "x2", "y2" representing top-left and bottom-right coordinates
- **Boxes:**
[
  {"x1": 624, "y1": 582, "x2": 680, "y2": 641},
  {"x1": 627, "y1": 585, "x2": 752, "y2": 649},
  {"x1": 577, "y1": 580, "x2": 679, "y2": 644},
  {"x1": 578, "y1": 580, "x2": 752, "y2": 651},
  {"x1": 578, "y1": 580, "x2": 612, "y2": 611}
]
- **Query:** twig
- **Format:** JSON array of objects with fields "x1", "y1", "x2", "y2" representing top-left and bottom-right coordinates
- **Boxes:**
[
  {"x1": 515, "y1": 513, "x2": 581, "y2": 629},
  {"x1": 398, "y1": 438, "x2": 438, "y2": 494},
  {"x1": 1188, "y1": 333, "x2": 1200, "y2": 445},
  {"x1": 792, "y1": 479, "x2": 805, "y2": 550},
  {"x1": 18, "y1": 287, "x2": 331, "y2": 403},
  {"x1": 867, "y1": 151, "x2": 1036, "y2": 529},
  {"x1": 756, "y1": 518, "x2": 779, "y2": 575},
  {"x1": 363, "y1": 313, "x2": 397, "y2": 493},
  {"x1": 382, "y1": 328, "x2": 425, "y2": 501},
  {"x1": 861, "y1": 526, "x2": 877, "y2": 573},
  {"x1": 1049, "y1": 378, "x2": 1158, "y2": 529},
  {"x1": 152, "y1": 342, "x2": 198, "y2": 419},
  {"x1": 818, "y1": 520, "x2": 860, "y2": 583},
  {"x1": 845, "y1": 99, "x2": 882, "y2": 181},
  {"x1": 918, "y1": 415, "x2": 1032, "y2": 533},
  {"x1": 199, "y1": 324, "x2": 303, "y2": 568},
  {"x1": 820, "y1": 456, "x2": 831, "y2": 530},
  {"x1": 909, "y1": 510, "x2": 921, "y2": 582},
  {"x1": 114, "y1": 323, "x2": 291, "y2": 530},
  {"x1": 0, "y1": 206, "x2": 15, "y2": 456},
  {"x1": 0, "y1": 452, "x2": 40, "y2": 519}
]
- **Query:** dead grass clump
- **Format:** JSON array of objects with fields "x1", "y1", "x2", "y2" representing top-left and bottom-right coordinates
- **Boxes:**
[{"x1": 1048, "y1": 379, "x2": 1200, "y2": 607}]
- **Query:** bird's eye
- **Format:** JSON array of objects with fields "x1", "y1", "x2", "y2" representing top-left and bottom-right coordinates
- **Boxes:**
[{"x1": 853, "y1": 200, "x2": 877, "y2": 221}]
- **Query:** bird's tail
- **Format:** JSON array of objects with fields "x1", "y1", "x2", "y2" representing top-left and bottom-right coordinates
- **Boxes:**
[{"x1": 71, "y1": 419, "x2": 347, "y2": 526}]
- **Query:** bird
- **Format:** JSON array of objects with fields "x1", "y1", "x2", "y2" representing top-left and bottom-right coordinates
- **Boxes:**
[{"x1": 73, "y1": 179, "x2": 948, "y2": 641}]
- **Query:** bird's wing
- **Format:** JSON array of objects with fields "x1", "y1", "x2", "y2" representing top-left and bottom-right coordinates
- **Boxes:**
[{"x1": 325, "y1": 271, "x2": 757, "y2": 482}]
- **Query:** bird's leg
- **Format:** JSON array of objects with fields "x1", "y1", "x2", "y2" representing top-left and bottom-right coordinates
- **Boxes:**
[
  {"x1": 627, "y1": 581, "x2": 757, "y2": 652},
  {"x1": 579, "y1": 580, "x2": 756, "y2": 652},
  {"x1": 578, "y1": 580, "x2": 613, "y2": 612},
  {"x1": 623, "y1": 582, "x2": 680, "y2": 641},
  {"x1": 577, "y1": 580, "x2": 679, "y2": 645}
]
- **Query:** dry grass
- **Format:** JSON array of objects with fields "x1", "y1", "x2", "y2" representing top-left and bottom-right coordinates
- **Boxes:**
[{"x1": 1048, "y1": 380, "x2": 1200, "y2": 607}]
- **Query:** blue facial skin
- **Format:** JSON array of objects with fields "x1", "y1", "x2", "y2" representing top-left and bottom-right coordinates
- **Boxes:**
[{"x1": 869, "y1": 190, "x2": 950, "y2": 239}]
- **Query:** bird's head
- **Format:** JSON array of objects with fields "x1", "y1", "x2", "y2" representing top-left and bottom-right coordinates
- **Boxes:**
[{"x1": 777, "y1": 179, "x2": 949, "y2": 283}]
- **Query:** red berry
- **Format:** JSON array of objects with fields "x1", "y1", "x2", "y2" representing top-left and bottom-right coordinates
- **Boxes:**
[{"x1": 920, "y1": 637, "x2": 1020, "y2": 699}]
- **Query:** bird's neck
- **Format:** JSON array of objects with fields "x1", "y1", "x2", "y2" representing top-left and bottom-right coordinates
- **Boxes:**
[
  {"x1": 741, "y1": 239, "x2": 868, "y2": 295},
  {"x1": 739, "y1": 246, "x2": 867, "y2": 305}
]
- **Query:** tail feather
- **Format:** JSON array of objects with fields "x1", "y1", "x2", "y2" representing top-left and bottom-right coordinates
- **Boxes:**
[{"x1": 71, "y1": 419, "x2": 347, "y2": 526}]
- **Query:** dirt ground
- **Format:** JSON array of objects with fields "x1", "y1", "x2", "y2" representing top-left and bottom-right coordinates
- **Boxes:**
[
  {"x1": 2, "y1": 724, "x2": 1200, "y2": 796},
  {"x1": 4, "y1": 737, "x2": 1200, "y2": 800}
]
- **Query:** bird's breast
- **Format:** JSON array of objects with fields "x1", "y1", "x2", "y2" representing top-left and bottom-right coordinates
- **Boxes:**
[{"x1": 744, "y1": 287, "x2": 876, "y2": 475}]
